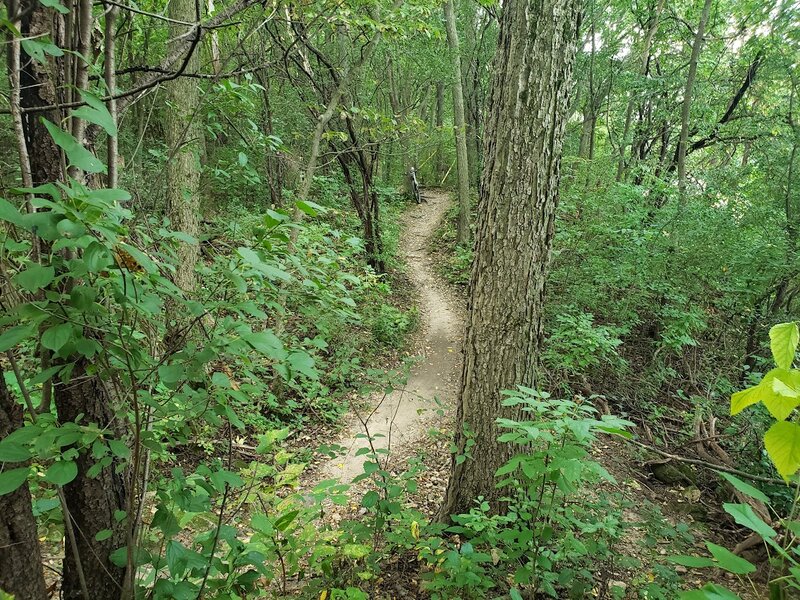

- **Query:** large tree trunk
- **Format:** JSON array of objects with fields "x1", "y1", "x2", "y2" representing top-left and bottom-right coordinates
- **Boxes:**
[
  {"x1": 0, "y1": 369, "x2": 47, "y2": 600},
  {"x1": 438, "y1": 0, "x2": 581, "y2": 519},
  {"x1": 55, "y1": 361, "x2": 128, "y2": 599},
  {"x1": 677, "y1": 0, "x2": 713, "y2": 197},
  {"x1": 165, "y1": 0, "x2": 202, "y2": 294},
  {"x1": 444, "y1": 0, "x2": 471, "y2": 245}
]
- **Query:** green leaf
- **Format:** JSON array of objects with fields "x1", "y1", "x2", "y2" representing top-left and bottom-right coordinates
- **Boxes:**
[
  {"x1": 84, "y1": 242, "x2": 113, "y2": 273},
  {"x1": 770, "y1": 322, "x2": 799, "y2": 369},
  {"x1": 108, "y1": 439, "x2": 130, "y2": 460},
  {"x1": 295, "y1": 200, "x2": 325, "y2": 216},
  {"x1": 274, "y1": 509, "x2": 299, "y2": 532},
  {"x1": 39, "y1": 0, "x2": 70, "y2": 13},
  {"x1": 14, "y1": 264, "x2": 55, "y2": 292},
  {"x1": 45, "y1": 460, "x2": 78, "y2": 486},
  {"x1": 730, "y1": 369, "x2": 800, "y2": 420},
  {"x1": 0, "y1": 198, "x2": 25, "y2": 226},
  {"x1": 0, "y1": 323, "x2": 36, "y2": 352},
  {"x1": 723, "y1": 503, "x2": 777, "y2": 539},
  {"x1": 71, "y1": 91, "x2": 117, "y2": 136},
  {"x1": 679, "y1": 584, "x2": 741, "y2": 600},
  {"x1": 706, "y1": 542, "x2": 756, "y2": 575},
  {"x1": 158, "y1": 363, "x2": 185, "y2": 386},
  {"x1": 41, "y1": 323, "x2": 74, "y2": 352},
  {"x1": 95, "y1": 529, "x2": 113, "y2": 541},
  {"x1": 42, "y1": 119, "x2": 106, "y2": 174},
  {"x1": 0, "y1": 467, "x2": 29, "y2": 495},
  {"x1": 716, "y1": 472, "x2": 770, "y2": 504},
  {"x1": 288, "y1": 350, "x2": 318, "y2": 379},
  {"x1": 730, "y1": 384, "x2": 763, "y2": 415},
  {"x1": 362, "y1": 490, "x2": 379, "y2": 508},
  {"x1": 764, "y1": 420, "x2": 800, "y2": 480},
  {"x1": 0, "y1": 438, "x2": 31, "y2": 462},
  {"x1": 243, "y1": 330, "x2": 287, "y2": 360},
  {"x1": 667, "y1": 555, "x2": 716, "y2": 568}
]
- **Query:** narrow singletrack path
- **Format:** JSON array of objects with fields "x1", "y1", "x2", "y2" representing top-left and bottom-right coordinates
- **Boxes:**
[{"x1": 320, "y1": 190, "x2": 463, "y2": 484}]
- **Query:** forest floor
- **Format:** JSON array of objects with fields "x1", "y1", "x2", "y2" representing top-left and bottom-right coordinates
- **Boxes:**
[{"x1": 298, "y1": 191, "x2": 762, "y2": 598}]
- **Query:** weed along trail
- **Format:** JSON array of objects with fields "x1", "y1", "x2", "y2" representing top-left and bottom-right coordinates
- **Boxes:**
[{"x1": 320, "y1": 190, "x2": 463, "y2": 486}]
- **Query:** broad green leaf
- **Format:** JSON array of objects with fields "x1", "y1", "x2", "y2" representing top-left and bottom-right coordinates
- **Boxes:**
[
  {"x1": 716, "y1": 472, "x2": 769, "y2": 504},
  {"x1": 770, "y1": 322, "x2": 799, "y2": 369},
  {"x1": 362, "y1": 490, "x2": 379, "y2": 508},
  {"x1": 731, "y1": 369, "x2": 800, "y2": 420},
  {"x1": 764, "y1": 420, "x2": 800, "y2": 480},
  {"x1": 39, "y1": 0, "x2": 70, "y2": 13},
  {"x1": 0, "y1": 467, "x2": 29, "y2": 495},
  {"x1": 706, "y1": 542, "x2": 755, "y2": 574},
  {"x1": 667, "y1": 555, "x2": 716, "y2": 568},
  {"x1": 21, "y1": 38, "x2": 63, "y2": 63},
  {"x1": 71, "y1": 91, "x2": 117, "y2": 136},
  {"x1": 295, "y1": 199, "x2": 326, "y2": 216},
  {"x1": 723, "y1": 503, "x2": 776, "y2": 538},
  {"x1": 0, "y1": 438, "x2": 31, "y2": 462},
  {"x1": 84, "y1": 242, "x2": 113, "y2": 273},
  {"x1": 679, "y1": 584, "x2": 741, "y2": 600},
  {"x1": 288, "y1": 350, "x2": 318, "y2": 379},
  {"x1": 166, "y1": 540, "x2": 189, "y2": 577},
  {"x1": 730, "y1": 384, "x2": 762, "y2": 415},
  {"x1": 158, "y1": 364, "x2": 185, "y2": 387},
  {"x1": 0, "y1": 198, "x2": 25, "y2": 226},
  {"x1": 0, "y1": 323, "x2": 36, "y2": 352},
  {"x1": 41, "y1": 323, "x2": 74, "y2": 352},
  {"x1": 45, "y1": 460, "x2": 78, "y2": 486},
  {"x1": 95, "y1": 529, "x2": 113, "y2": 541},
  {"x1": 108, "y1": 440, "x2": 130, "y2": 460},
  {"x1": 14, "y1": 264, "x2": 55, "y2": 292},
  {"x1": 243, "y1": 330, "x2": 286, "y2": 359},
  {"x1": 42, "y1": 119, "x2": 106, "y2": 174}
]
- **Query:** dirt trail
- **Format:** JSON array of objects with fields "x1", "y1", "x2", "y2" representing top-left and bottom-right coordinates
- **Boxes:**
[{"x1": 320, "y1": 190, "x2": 463, "y2": 484}]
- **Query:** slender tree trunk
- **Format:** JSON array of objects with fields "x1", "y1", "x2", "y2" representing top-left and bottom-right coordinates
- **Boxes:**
[
  {"x1": 165, "y1": 0, "x2": 202, "y2": 295},
  {"x1": 617, "y1": 0, "x2": 665, "y2": 181},
  {"x1": 387, "y1": 57, "x2": 412, "y2": 197},
  {"x1": 104, "y1": 3, "x2": 119, "y2": 188},
  {"x1": 0, "y1": 369, "x2": 47, "y2": 600},
  {"x1": 435, "y1": 80, "x2": 445, "y2": 180},
  {"x1": 677, "y1": 0, "x2": 714, "y2": 197},
  {"x1": 444, "y1": 0, "x2": 471, "y2": 245},
  {"x1": 438, "y1": 0, "x2": 581, "y2": 519}
]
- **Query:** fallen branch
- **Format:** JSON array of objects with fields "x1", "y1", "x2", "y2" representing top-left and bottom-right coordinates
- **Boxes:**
[{"x1": 629, "y1": 438, "x2": 785, "y2": 486}]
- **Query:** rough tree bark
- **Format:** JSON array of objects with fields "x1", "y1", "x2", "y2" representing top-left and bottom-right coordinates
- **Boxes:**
[
  {"x1": 444, "y1": 0, "x2": 471, "y2": 245},
  {"x1": 438, "y1": 0, "x2": 581, "y2": 518},
  {"x1": 0, "y1": 369, "x2": 47, "y2": 600},
  {"x1": 165, "y1": 0, "x2": 202, "y2": 294},
  {"x1": 677, "y1": 0, "x2": 714, "y2": 197},
  {"x1": 55, "y1": 361, "x2": 128, "y2": 600}
]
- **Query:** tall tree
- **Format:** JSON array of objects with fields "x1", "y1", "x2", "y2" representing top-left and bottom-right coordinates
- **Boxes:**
[
  {"x1": 439, "y1": 0, "x2": 581, "y2": 517},
  {"x1": 677, "y1": 0, "x2": 714, "y2": 196},
  {"x1": 444, "y1": 0, "x2": 471, "y2": 245},
  {"x1": 165, "y1": 0, "x2": 203, "y2": 295}
]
